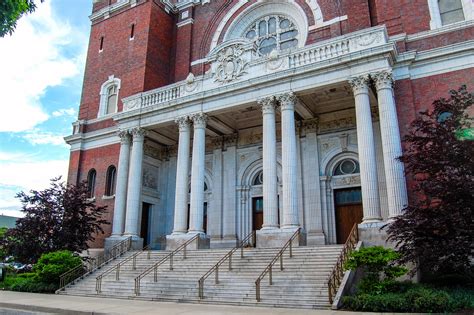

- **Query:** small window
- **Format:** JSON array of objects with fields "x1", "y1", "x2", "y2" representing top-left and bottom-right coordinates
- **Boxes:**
[
  {"x1": 438, "y1": 0, "x2": 465, "y2": 25},
  {"x1": 105, "y1": 166, "x2": 117, "y2": 196},
  {"x1": 87, "y1": 169, "x2": 97, "y2": 198},
  {"x1": 130, "y1": 24, "x2": 135, "y2": 40},
  {"x1": 99, "y1": 36, "x2": 104, "y2": 52},
  {"x1": 253, "y1": 171, "x2": 263, "y2": 185},
  {"x1": 98, "y1": 76, "x2": 121, "y2": 118},
  {"x1": 333, "y1": 159, "x2": 360, "y2": 176}
]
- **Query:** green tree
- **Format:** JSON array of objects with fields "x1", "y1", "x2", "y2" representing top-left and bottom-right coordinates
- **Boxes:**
[
  {"x1": 1, "y1": 178, "x2": 109, "y2": 263},
  {"x1": 0, "y1": 0, "x2": 43, "y2": 37}
]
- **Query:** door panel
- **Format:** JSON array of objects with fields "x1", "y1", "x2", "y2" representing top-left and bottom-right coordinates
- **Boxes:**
[
  {"x1": 334, "y1": 188, "x2": 363, "y2": 244},
  {"x1": 252, "y1": 197, "x2": 264, "y2": 231}
]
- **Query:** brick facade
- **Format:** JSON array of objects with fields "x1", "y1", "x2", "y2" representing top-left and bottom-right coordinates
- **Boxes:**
[{"x1": 68, "y1": 0, "x2": 473, "y2": 249}]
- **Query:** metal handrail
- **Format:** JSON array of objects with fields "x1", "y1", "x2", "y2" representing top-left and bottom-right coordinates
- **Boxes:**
[
  {"x1": 134, "y1": 234, "x2": 199, "y2": 296},
  {"x1": 255, "y1": 228, "x2": 301, "y2": 302},
  {"x1": 327, "y1": 223, "x2": 359, "y2": 304},
  {"x1": 96, "y1": 245, "x2": 151, "y2": 294},
  {"x1": 58, "y1": 236, "x2": 132, "y2": 291},
  {"x1": 198, "y1": 231, "x2": 256, "y2": 299}
]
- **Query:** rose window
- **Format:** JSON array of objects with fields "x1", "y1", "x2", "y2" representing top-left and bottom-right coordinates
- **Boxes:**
[{"x1": 244, "y1": 15, "x2": 298, "y2": 56}]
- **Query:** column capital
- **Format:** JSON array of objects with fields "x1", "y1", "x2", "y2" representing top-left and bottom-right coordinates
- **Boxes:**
[
  {"x1": 257, "y1": 96, "x2": 277, "y2": 114},
  {"x1": 372, "y1": 70, "x2": 394, "y2": 90},
  {"x1": 277, "y1": 92, "x2": 297, "y2": 111},
  {"x1": 175, "y1": 116, "x2": 191, "y2": 132},
  {"x1": 348, "y1": 74, "x2": 370, "y2": 95},
  {"x1": 130, "y1": 127, "x2": 147, "y2": 140},
  {"x1": 117, "y1": 129, "x2": 131, "y2": 144},
  {"x1": 191, "y1": 112, "x2": 208, "y2": 129}
]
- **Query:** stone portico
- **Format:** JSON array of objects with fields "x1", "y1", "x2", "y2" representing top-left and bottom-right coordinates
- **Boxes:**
[{"x1": 102, "y1": 25, "x2": 408, "y2": 250}]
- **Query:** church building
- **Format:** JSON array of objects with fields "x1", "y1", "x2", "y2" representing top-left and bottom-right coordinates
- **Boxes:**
[{"x1": 66, "y1": 0, "x2": 473, "y2": 251}]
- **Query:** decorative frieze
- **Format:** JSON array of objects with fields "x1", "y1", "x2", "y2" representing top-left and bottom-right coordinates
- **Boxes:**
[
  {"x1": 319, "y1": 117, "x2": 356, "y2": 133},
  {"x1": 302, "y1": 117, "x2": 320, "y2": 133},
  {"x1": 332, "y1": 175, "x2": 361, "y2": 187}
]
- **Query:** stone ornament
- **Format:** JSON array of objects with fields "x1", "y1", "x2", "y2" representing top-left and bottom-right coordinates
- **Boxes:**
[
  {"x1": 191, "y1": 112, "x2": 208, "y2": 128},
  {"x1": 302, "y1": 117, "x2": 320, "y2": 133},
  {"x1": 130, "y1": 127, "x2": 147, "y2": 139},
  {"x1": 123, "y1": 98, "x2": 140, "y2": 111},
  {"x1": 266, "y1": 50, "x2": 284, "y2": 71},
  {"x1": 278, "y1": 92, "x2": 297, "y2": 111},
  {"x1": 214, "y1": 44, "x2": 249, "y2": 84},
  {"x1": 348, "y1": 74, "x2": 370, "y2": 95},
  {"x1": 372, "y1": 70, "x2": 394, "y2": 90},
  {"x1": 175, "y1": 116, "x2": 191, "y2": 131},
  {"x1": 257, "y1": 96, "x2": 276, "y2": 114},
  {"x1": 117, "y1": 129, "x2": 131, "y2": 144},
  {"x1": 185, "y1": 73, "x2": 199, "y2": 92},
  {"x1": 333, "y1": 175, "x2": 361, "y2": 187}
]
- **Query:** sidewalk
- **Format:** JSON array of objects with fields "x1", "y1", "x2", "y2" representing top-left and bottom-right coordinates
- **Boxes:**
[{"x1": 0, "y1": 291, "x2": 413, "y2": 315}]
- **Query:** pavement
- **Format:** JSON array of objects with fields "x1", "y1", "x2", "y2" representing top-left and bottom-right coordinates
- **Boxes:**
[{"x1": 0, "y1": 291, "x2": 422, "y2": 315}]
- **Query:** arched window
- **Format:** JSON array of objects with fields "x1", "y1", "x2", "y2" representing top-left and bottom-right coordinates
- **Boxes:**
[
  {"x1": 87, "y1": 169, "x2": 97, "y2": 198},
  {"x1": 438, "y1": 0, "x2": 465, "y2": 25},
  {"x1": 333, "y1": 159, "x2": 360, "y2": 176},
  {"x1": 105, "y1": 166, "x2": 117, "y2": 196},
  {"x1": 244, "y1": 15, "x2": 298, "y2": 56},
  {"x1": 253, "y1": 170, "x2": 263, "y2": 185},
  {"x1": 98, "y1": 75, "x2": 121, "y2": 118}
]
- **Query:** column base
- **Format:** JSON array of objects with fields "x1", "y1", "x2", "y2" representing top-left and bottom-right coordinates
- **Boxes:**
[
  {"x1": 358, "y1": 221, "x2": 390, "y2": 247},
  {"x1": 166, "y1": 233, "x2": 210, "y2": 250},
  {"x1": 104, "y1": 235, "x2": 143, "y2": 251},
  {"x1": 306, "y1": 231, "x2": 326, "y2": 245},
  {"x1": 210, "y1": 236, "x2": 238, "y2": 249},
  {"x1": 256, "y1": 228, "x2": 307, "y2": 248}
]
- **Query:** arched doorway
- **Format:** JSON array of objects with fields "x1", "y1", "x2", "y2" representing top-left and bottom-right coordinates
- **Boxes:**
[{"x1": 331, "y1": 158, "x2": 362, "y2": 244}]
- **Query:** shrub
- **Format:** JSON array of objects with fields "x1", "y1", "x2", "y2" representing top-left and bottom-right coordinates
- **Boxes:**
[{"x1": 34, "y1": 250, "x2": 81, "y2": 284}]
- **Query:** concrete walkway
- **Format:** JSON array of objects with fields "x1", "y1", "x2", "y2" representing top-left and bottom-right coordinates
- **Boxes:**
[{"x1": 0, "y1": 291, "x2": 413, "y2": 315}]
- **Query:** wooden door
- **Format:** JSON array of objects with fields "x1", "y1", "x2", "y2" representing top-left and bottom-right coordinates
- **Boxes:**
[
  {"x1": 334, "y1": 188, "x2": 363, "y2": 244},
  {"x1": 252, "y1": 197, "x2": 264, "y2": 231}
]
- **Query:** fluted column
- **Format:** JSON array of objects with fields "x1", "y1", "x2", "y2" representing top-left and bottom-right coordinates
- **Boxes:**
[
  {"x1": 124, "y1": 127, "x2": 147, "y2": 236},
  {"x1": 349, "y1": 75, "x2": 382, "y2": 223},
  {"x1": 111, "y1": 130, "x2": 131, "y2": 236},
  {"x1": 172, "y1": 116, "x2": 191, "y2": 234},
  {"x1": 188, "y1": 113, "x2": 208, "y2": 234},
  {"x1": 278, "y1": 92, "x2": 300, "y2": 229},
  {"x1": 258, "y1": 97, "x2": 279, "y2": 229},
  {"x1": 372, "y1": 71, "x2": 408, "y2": 218}
]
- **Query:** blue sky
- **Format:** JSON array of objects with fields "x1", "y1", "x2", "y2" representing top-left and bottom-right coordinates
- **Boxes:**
[{"x1": 0, "y1": 0, "x2": 92, "y2": 217}]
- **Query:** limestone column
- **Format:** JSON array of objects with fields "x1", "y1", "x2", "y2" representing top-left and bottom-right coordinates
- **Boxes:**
[
  {"x1": 111, "y1": 130, "x2": 131, "y2": 236},
  {"x1": 172, "y1": 116, "x2": 191, "y2": 234},
  {"x1": 278, "y1": 92, "x2": 300, "y2": 229},
  {"x1": 372, "y1": 71, "x2": 408, "y2": 218},
  {"x1": 258, "y1": 97, "x2": 279, "y2": 229},
  {"x1": 124, "y1": 127, "x2": 147, "y2": 236},
  {"x1": 222, "y1": 134, "x2": 238, "y2": 240},
  {"x1": 188, "y1": 113, "x2": 208, "y2": 234},
  {"x1": 349, "y1": 75, "x2": 382, "y2": 223}
]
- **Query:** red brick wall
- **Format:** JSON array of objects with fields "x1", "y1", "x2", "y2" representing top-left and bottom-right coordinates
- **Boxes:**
[{"x1": 73, "y1": 144, "x2": 121, "y2": 248}]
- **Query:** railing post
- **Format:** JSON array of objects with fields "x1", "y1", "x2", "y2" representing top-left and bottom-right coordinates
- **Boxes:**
[
  {"x1": 280, "y1": 254, "x2": 283, "y2": 271},
  {"x1": 229, "y1": 253, "x2": 232, "y2": 271},
  {"x1": 133, "y1": 256, "x2": 136, "y2": 270},
  {"x1": 256, "y1": 279, "x2": 261, "y2": 302},
  {"x1": 215, "y1": 266, "x2": 219, "y2": 284},
  {"x1": 147, "y1": 249, "x2": 151, "y2": 260},
  {"x1": 241, "y1": 244, "x2": 244, "y2": 259},
  {"x1": 290, "y1": 238, "x2": 293, "y2": 258},
  {"x1": 184, "y1": 244, "x2": 187, "y2": 259},
  {"x1": 116, "y1": 264, "x2": 120, "y2": 280},
  {"x1": 135, "y1": 278, "x2": 140, "y2": 296},
  {"x1": 154, "y1": 265, "x2": 158, "y2": 282},
  {"x1": 170, "y1": 253, "x2": 174, "y2": 270},
  {"x1": 199, "y1": 279, "x2": 203, "y2": 299},
  {"x1": 269, "y1": 266, "x2": 272, "y2": 285}
]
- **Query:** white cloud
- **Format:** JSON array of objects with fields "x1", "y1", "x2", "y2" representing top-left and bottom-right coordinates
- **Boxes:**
[
  {"x1": 0, "y1": 153, "x2": 69, "y2": 216},
  {"x1": 0, "y1": 1, "x2": 84, "y2": 132},
  {"x1": 22, "y1": 129, "x2": 67, "y2": 146},
  {"x1": 52, "y1": 108, "x2": 76, "y2": 117}
]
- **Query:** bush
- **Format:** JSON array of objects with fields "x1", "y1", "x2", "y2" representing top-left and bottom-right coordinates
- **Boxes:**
[
  {"x1": 34, "y1": 250, "x2": 81, "y2": 284},
  {"x1": 343, "y1": 284, "x2": 474, "y2": 313}
]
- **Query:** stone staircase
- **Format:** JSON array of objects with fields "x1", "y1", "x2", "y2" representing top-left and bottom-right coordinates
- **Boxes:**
[{"x1": 60, "y1": 245, "x2": 343, "y2": 309}]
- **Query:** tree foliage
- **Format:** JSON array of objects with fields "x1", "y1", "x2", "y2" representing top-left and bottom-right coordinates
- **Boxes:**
[
  {"x1": 0, "y1": 0, "x2": 43, "y2": 37},
  {"x1": 1, "y1": 178, "x2": 108, "y2": 263},
  {"x1": 386, "y1": 85, "x2": 474, "y2": 276}
]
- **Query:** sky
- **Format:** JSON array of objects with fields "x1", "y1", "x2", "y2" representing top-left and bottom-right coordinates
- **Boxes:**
[{"x1": 0, "y1": 0, "x2": 93, "y2": 217}]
